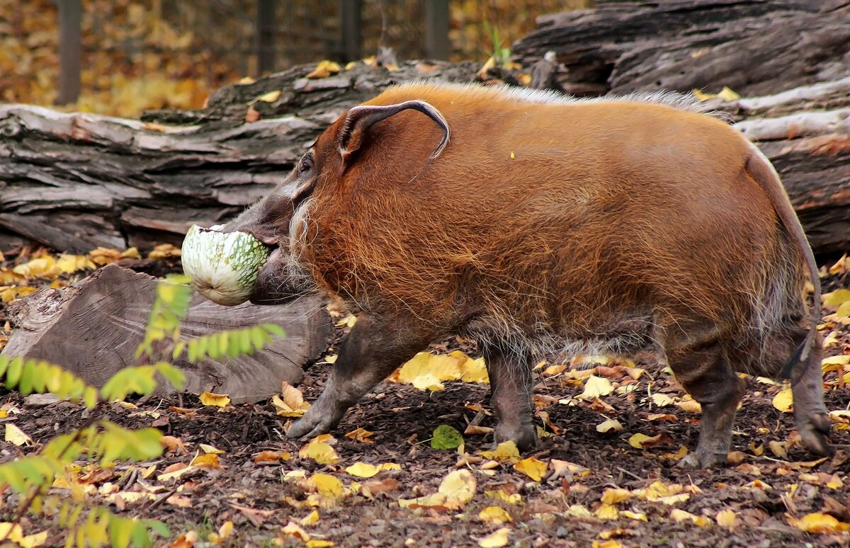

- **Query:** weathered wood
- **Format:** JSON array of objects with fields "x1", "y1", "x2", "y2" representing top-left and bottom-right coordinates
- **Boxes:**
[
  {"x1": 1, "y1": 75, "x2": 846, "y2": 254},
  {"x1": 1, "y1": 0, "x2": 849, "y2": 255},
  {"x1": 2, "y1": 264, "x2": 333, "y2": 403},
  {"x1": 0, "y1": 61, "x2": 480, "y2": 255},
  {"x1": 513, "y1": 0, "x2": 850, "y2": 98}
]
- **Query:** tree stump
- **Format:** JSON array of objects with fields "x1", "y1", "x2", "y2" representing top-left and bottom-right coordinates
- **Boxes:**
[{"x1": 2, "y1": 264, "x2": 333, "y2": 403}]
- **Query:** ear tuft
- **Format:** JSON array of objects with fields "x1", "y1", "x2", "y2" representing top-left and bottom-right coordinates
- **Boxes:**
[{"x1": 337, "y1": 100, "x2": 450, "y2": 164}]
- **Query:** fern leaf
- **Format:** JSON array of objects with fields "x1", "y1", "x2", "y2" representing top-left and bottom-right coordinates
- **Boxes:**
[
  {"x1": 154, "y1": 362, "x2": 186, "y2": 391},
  {"x1": 262, "y1": 323, "x2": 286, "y2": 338}
]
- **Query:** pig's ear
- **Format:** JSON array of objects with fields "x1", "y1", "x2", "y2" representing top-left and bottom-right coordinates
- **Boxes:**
[{"x1": 337, "y1": 100, "x2": 450, "y2": 164}]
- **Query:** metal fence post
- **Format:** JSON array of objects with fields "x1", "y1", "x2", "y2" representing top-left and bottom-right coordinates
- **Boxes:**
[
  {"x1": 426, "y1": 0, "x2": 449, "y2": 60},
  {"x1": 57, "y1": 0, "x2": 82, "y2": 105},
  {"x1": 257, "y1": 0, "x2": 277, "y2": 75},
  {"x1": 339, "y1": 0, "x2": 362, "y2": 62}
]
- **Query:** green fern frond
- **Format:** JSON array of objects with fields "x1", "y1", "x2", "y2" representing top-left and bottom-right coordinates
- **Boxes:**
[
  {"x1": 0, "y1": 455, "x2": 63, "y2": 494},
  {"x1": 136, "y1": 276, "x2": 192, "y2": 359},
  {"x1": 0, "y1": 357, "x2": 98, "y2": 409},
  {"x1": 181, "y1": 324, "x2": 285, "y2": 364}
]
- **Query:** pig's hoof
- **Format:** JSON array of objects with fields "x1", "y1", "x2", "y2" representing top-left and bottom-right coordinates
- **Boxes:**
[
  {"x1": 798, "y1": 418, "x2": 833, "y2": 457},
  {"x1": 494, "y1": 424, "x2": 536, "y2": 452},
  {"x1": 287, "y1": 415, "x2": 331, "y2": 439},
  {"x1": 677, "y1": 452, "x2": 726, "y2": 469}
]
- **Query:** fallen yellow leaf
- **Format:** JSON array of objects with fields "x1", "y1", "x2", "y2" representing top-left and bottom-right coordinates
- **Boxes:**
[
  {"x1": 634, "y1": 481, "x2": 689, "y2": 505},
  {"x1": 621, "y1": 510, "x2": 648, "y2": 521},
  {"x1": 715, "y1": 509, "x2": 737, "y2": 530},
  {"x1": 438, "y1": 469, "x2": 477, "y2": 509},
  {"x1": 822, "y1": 355, "x2": 850, "y2": 368},
  {"x1": 13, "y1": 256, "x2": 60, "y2": 279},
  {"x1": 254, "y1": 450, "x2": 290, "y2": 464},
  {"x1": 157, "y1": 464, "x2": 194, "y2": 482},
  {"x1": 601, "y1": 488, "x2": 633, "y2": 505},
  {"x1": 56, "y1": 254, "x2": 94, "y2": 274},
  {"x1": 396, "y1": 352, "x2": 466, "y2": 389},
  {"x1": 199, "y1": 443, "x2": 223, "y2": 454},
  {"x1": 147, "y1": 244, "x2": 181, "y2": 260},
  {"x1": 281, "y1": 521, "x2": 311, "y2": 542},
  {"x1": 344, "y1": 427, "x2": 375, "y2": 444},
  {"x1": 692, "y1": 86, "x2": 739, "y2": 102},
  {"x1": 670, "y1": 508, "x2": 711, "y2": 528},
  {"x1": 596, "y1": 419, "x2": 623, "y2": 434},
  {"x1": 824, "y1": 289, "x2": 850, "y2": 307},
  {"x1": 772, "y1": 387, "x2": 793, "y2": 413},
  {"x1": 309, "y1": 473, "x2": 344, "y2": 499},
  {"x1": 306, "y1": 60, "x2": 342, "y2": 79},
  {"x1": 344, "y1": 462, "x2": 400, "y2": 478},
  {"x1": 628, "y1": 433, "x2": 653, "y2": 449},
  {"x1": 478, "y1": 441, "x2": 520, "y2": 463},
  {"x1": 478, "y1": 527, "x2": 510, "y2": 548},
  {"x1": 565, "y1": 504, "x2": 593, "y2": 518},
  {"x1": 484, "y1": 489, "x2": 522, "y2": 505},
  {"x1": 299, "y1": 438, "x2": 340, "y2": 465},
  {"x1": 595, "y1": 503, "x2": 619, "y2": 520},
  {"x1": 256, "y1": 90, "x2": 281, "y2": 103},
  {"x1": 190, "y1": 453, "x2": 220, "y2": 469},
  {"x1": 579, "y1": 375, "x2": 613, "y2": 400},
  {"x1": 300, "y1": 510, "x2": 320, "y2": 526},
  {"x1": 514, "y1": 456, "x2": 547, "y2": 482},
  {"x1": 651, "y1": 393, "x2": 675, "y2": 407},
  {"x1": 592, "y1": 540, "x2": 622, "y2": 548},
  {"x1": 676, "y1": 396, "x2": 702, "y2": 413},
  {"x1": 199, "y1": 392, "x2": 230, "y2": 407},
  {"x1": 450, "y1": 350, "x2": 489, "y2": 383},
  {"x1": 788, "y1": 513, "x2": 850, "y2": 533},
  {"x1": 274, "y1": 382, "x2": 311, "y2": 417},
  {"x1": 478, "y1": 506, "x2": 512, "y2": 524},
  {"x1": 5, "y1": 424, "x2": 32, "y2": 446}
]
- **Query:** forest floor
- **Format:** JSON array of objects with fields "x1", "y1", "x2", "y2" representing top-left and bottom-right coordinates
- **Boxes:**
[{"x1": 0, "y1": 250, "x2": 849, "y2": 547}]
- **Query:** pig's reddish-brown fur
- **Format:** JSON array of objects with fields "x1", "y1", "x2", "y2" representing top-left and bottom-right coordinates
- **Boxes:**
[
  {"x1": 301, "y1": 85, "x2": 803, "y2": 359},
  {"x1": 231, "y1": 82, "x2": 830, "y2": 466}
]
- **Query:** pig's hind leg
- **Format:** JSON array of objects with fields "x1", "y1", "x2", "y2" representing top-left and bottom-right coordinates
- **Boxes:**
[
  {"x1": 661, "y1": 322, "x2": 746, "y2": 468},
  {"x1": 756, "y1": 324, "x2": 831, "y2": 457},
  {"x1": 287, "y1": 313, "x2": 435, "y2": 439},
  {"x1": 482, "y1": 343, "x2": 536, "y2": 451}
]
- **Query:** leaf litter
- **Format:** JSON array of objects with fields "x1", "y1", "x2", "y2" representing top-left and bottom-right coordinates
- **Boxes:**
[{"x1": 1, "y1": 255, "x2": 849, "y2": 545}]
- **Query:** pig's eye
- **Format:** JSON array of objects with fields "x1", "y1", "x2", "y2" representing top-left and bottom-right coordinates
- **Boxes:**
[{"x1": 298, "y1": 155, "x2": 313, "y2": 176}]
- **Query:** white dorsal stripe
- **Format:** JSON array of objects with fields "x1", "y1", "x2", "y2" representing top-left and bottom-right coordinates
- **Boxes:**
[{"x1": 390, "y1": 81, "x2": 716, "y2": 115}]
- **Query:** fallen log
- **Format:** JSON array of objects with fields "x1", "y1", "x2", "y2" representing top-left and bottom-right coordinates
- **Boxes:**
[
  {"x1": 2, "y1": 264, "x2": 333, "y2": 403},
  {"x1": 0, "y1": 61, "x2": 480, "y2": 254},
  {"x1": 512, "y1": 0, "x2": 850, "y2": 98},
  {"x1": 0, "y1": 0, "x2": 848, "y2": 255},
  {"x1": 1, "y1": 78, "x2": 847, "y2": 255}
]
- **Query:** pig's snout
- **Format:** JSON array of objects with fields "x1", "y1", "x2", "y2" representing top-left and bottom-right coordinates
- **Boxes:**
[{"x1": 248, "y1": 244, "x2": 311, "y2": 305}]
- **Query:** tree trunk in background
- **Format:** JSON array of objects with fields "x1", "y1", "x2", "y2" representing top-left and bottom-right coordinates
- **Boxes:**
[{"x1": 0, "y1": 0, "x2": 848, "y2": 255}]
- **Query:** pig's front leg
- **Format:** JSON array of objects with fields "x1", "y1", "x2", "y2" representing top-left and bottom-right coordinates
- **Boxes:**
[
  {"x1": 482, "y1": 344, "x2": 536, "y2": 451},
  {"x1": 287, "y1": 313, "x2": 434, "y2": 439}
]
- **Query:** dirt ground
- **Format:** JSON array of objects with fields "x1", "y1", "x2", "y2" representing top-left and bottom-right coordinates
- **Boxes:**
[{"x1": 1, "y1": 255, "x2": 849, "y2": 547}]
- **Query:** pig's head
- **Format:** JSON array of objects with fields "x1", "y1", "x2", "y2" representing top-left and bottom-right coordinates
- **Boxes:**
[{"x1": 224, "y1": 99, "x2": 450, "y2": 305}]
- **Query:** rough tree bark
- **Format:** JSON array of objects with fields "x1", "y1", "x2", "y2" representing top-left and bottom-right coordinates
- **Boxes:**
[
  {"x1": 3, "y1": 264, "x2": 332, "y2": 403},
  {"x1": 512, "y1": 0, "x2": 850, "y2": 98},
  {"x1": 0, "y1": 62, "x2": 479, "y2": 254},
  {"x1": 0, "y1": 1, "x2": 847, "y2": 254}
]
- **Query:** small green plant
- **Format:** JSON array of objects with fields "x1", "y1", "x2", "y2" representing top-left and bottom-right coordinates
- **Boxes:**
[
  {"x1": 483, "y1": 20, "x2": 512, "y2": 67},
  {"x1": 0, "y1": 274, "x2": 285, "y2": 547}
]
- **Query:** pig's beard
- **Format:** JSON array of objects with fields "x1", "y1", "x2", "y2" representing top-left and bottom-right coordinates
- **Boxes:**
[{"x1": 250, "y1": 198, "x2": 316, "y2": 304}]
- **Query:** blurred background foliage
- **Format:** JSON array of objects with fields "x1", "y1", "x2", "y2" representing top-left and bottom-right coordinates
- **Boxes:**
[{"x1": 0, "y1": 0, "x2": 591, "y2": 117}]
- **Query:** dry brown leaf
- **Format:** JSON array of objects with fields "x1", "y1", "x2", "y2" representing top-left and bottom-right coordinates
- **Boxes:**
[{"x1": 345, "y1": 427, "x2": 375, "y2": 444}]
